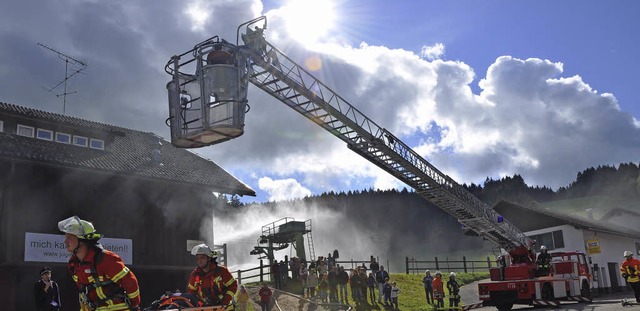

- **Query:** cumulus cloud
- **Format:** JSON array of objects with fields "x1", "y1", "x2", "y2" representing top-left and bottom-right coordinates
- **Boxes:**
[
  {"x1": 421, "y1": 43, "x2": 445, "y2": 60},
  {"x1": 258, "y1": 177, "x2": 312, "y2": 202},
  {"x1": 1, "y1": 0, "x2": 638, "y2": 202}
]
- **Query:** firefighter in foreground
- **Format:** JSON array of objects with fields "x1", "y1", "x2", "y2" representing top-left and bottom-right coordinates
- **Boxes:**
[
  {"x1": 187, "y1": 244, "x2": 238, "y2": 309},
  {"x1": 59, "y1": 216, "x2": 140, "y2": 311},
  {"x1": 621, "y1": 250, "x2": 640, "y2": 303}
]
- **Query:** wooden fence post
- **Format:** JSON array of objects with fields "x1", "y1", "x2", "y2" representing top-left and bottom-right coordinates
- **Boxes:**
[
  {"x1": 463, "y1": 256, "x2": 468, "y2": 273},
  {"x1": 435, "y1": 257, "x2": 439, "y2": 270},
  {"x1": 260, "y1": 259, "x2": 263, "y2": 283},
  {"x1": 405, "y1": 257, "x2": 409, "y2": 274},
  {"x1": 237, "y1": 269, "x2": 242, "y2": 285},
  {"x1": 487, "y1": 257, "x2": 492, "y2": 269}
]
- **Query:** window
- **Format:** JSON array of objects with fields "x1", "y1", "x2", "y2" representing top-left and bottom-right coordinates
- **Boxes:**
[
  {"x1": 55, "y1": 132, "x2": 71, "y2": 144},
  {"x1": 17, "y1": 124, "x2": 35, "y2": 137},
  {"x1": 73, "y1": 135, "x2": 88, "y2": 147},
  {"x1": 529, "y1": 230, "x2": 565, "y2": 250},
  {"x1": 36, "y1": 128, "x2": 53, "y2": 141},
  {"x1": 89, "y1": 138, "x2": 105, "y2": 150},
  {"x1": 0, "y1": 120, "x2": 3, "y2": 132}
]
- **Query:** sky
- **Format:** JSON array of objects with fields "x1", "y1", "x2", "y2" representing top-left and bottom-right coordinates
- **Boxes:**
[{"x1": 1, "y1": 0, "x2": 639, "y2": 205}]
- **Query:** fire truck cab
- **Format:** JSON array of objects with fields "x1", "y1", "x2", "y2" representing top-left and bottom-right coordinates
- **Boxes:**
[{"x1": 479, "y1": 250, "x2": 592, "y2": 310}]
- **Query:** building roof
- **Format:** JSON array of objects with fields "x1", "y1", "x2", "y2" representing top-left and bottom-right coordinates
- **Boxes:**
[
  {"x1": 600, "y1": 207, "x2": 640, "y2": 221},
  {"x1": 0, "y1": 102, "x2": 255, "y2": 196},
  {"x1": 493, "y1": 200, "x2": 640, "y2": 239}
]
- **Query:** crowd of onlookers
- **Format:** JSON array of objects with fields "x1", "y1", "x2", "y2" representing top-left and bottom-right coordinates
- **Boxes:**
[{"x1": 269, "y1": 252, "x2": 402, "y2": 309}]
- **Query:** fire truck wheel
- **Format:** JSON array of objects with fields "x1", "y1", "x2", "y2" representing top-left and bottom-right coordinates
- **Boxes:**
[
  {"x1": 581, "y1": 280, "x2": 592, "y2": 301},
  {"x1": 542, "y1": 283, "x2": 554, "y2": 300},
  {"x1": 496, "y1": 303, "x2": 513, "y2": 311}
]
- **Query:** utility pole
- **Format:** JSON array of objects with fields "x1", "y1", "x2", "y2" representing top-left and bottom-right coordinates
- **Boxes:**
[{"x1": 37, "y1": 42, "x2": 87, "y2": 115}]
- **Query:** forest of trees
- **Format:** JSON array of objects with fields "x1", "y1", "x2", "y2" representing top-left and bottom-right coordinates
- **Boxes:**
[{"x1": 228, "y1": 162, "x2": 640, "y2": 209}]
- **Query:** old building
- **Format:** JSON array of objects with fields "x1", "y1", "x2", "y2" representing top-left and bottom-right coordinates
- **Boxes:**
[{"x1": 0, "y1": 102, "x2": 255, "y2": 310}]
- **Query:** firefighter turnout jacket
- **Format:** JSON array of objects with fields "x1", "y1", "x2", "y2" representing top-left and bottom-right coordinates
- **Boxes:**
[
  {"x1": 68, "y1": 245, "x2": 140, "y2": 311},
  {"x1": 621, "y1": 257, "x2": 640, "y2": 283},
  {"x1": 188, "y1": 261, "x2": 238, "y2": 309}
]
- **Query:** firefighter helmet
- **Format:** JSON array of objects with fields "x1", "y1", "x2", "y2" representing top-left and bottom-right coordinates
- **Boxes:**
[
  {"x1": 191, "y1": 243, "x2": 217, "y2": 257},
  {"x1": 624, "y1": 250, "x2": 633, "y2": 257},
  {"x1": 540, "y1": 245, "x2": 547, "y2": 251},
  {"x1": 450, "y1": 272, "x2": 456, "y2": 277},
  {"x1": 58, "y1": 216, "x2": 102, "y2": 240},
  {"x1": 435, "y1": 270, "x2": 442, "y2": 276}
]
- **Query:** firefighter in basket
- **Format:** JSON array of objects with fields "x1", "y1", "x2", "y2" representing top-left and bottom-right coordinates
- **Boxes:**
[
  {"x1": 187, "y1": 244, "x2": 238, "y2": 309},
  {"x1": 59, "y1": 216, "x2": 141, "y2": 311}
]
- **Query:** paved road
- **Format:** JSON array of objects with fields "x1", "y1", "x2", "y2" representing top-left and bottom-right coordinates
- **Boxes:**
[{"x1": 460, "y1": 280, "x2": 640, "y2": 310}]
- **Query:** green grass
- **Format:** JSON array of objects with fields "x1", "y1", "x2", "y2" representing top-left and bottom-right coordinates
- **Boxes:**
[
  {"x1": 243, "y1": 272, "x2": 489, "y2": 311},
  {"x1": 377, "y1": 273, "x2": 489, "y2": 311}
]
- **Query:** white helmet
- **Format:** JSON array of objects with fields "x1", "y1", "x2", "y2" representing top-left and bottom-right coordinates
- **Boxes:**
[
  {"x1": 450, "y1": 272, "x2": 456, "y2": 277},
  {"x1": 540, "y1": 245, "x2": 547, "y2": 251},
  {"x1": 435, "y1": 270, "x2": 442, "y2": 276},
  {"x1": 191, "y1": 244, "x2": 217, "y2": 257},
  {"x1": 58, "y1": 216, "x2": 102, "y2": 241},
  {"x1": 624, "y1": 250, "x2": 633, "y2": 257}
]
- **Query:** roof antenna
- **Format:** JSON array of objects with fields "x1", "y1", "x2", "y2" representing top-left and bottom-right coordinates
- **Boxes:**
[{"x1": 37, "y1": 42, "x2": 87, "y2": 115}]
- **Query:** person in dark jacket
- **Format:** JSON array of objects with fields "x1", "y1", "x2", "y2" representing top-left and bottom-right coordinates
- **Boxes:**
[
  {"x1": 422, "y1": 270, "x2": 434, "y2": 304},
  {"x1": 34, "y1": 266, "x2": 61, "y2": 311},
  {"x1": 327, "y1": 266, "x2": 338, "y2": 302},
  {"x1": 337, "y1": 266, "x2": 350, "y2": 303},
  {"x1": 447, "y1": 272, "x2": 461, "y2": 309}
]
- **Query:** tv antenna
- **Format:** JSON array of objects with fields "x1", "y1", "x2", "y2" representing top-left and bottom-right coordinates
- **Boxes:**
[{"x1": 37, "y1": 42, "x2": 87, "y2": 115}]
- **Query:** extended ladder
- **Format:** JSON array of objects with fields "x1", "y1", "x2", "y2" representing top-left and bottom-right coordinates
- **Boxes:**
[{"x1": 240, "y1": 42, "x2": 531, "y2": 251}]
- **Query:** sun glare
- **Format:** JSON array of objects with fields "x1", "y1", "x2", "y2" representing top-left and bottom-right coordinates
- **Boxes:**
[{"x1": 282, "y1": 0, "x2": 337, "y2": 44}]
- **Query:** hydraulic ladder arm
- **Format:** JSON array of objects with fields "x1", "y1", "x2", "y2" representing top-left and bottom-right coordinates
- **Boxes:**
[{"x1": 236, "y1": 25, "x2": 532, "y2": 252}]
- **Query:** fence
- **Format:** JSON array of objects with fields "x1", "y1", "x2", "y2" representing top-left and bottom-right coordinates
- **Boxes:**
[
  {"x1": 232, "y1": 258, "x2": 388, "y2": 285},
  {"x1": 405, "y1": 256, "x2": 494, "y2": 274}
]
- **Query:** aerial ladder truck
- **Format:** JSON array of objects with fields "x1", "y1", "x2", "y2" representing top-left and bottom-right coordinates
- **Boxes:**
[{"x1": 164, "y1": 16, "x2": 592, "y2": 311}]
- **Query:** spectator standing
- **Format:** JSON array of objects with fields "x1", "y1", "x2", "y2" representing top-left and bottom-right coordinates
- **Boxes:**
[
  {"x1": 290, "y1": 256, "x2": 300, "y2": 281},
  {"x1": 327, "y1": 253, "x2": 335, "y2": 267},
  {"x1": 271, "y1": 260, "x2": 281, "y2": 289},
  {"x1": 367, "y1": 272, "x2": 377, "y2": 303},
  {"x1": 422, "y1": 270, "x2": 434, "y2": 305},
  {"x1": 299, "y1": 263, "x2": 309, "y2": 288},
  {"x1": 433, "y1": 271, "x2": 444, "y2": 309},
  {"x1": 390, "y1": 281, "x2": 401, "y2": 310},
  {"x1": 307, "y1": 269, "x2": 318, "y2": 299},
  {"x1": 258, "y1": 283, "x2": 272, "y2": 311},
  {"x1": 375, "y1": 265, "x2": 389, "y2": 303},
  {"x1": 358, "y1": 268, "x2": 368, "y2": 303},
  {"x1": 383, "y1": 278, "x2": 392, "y2": 305},
  {"x1": 236, "y1": 285, "x2": 250, "y2": 311},
  {"x1": 318, "y1": 274, "x2": 329, "y2": 303},
  {"x1": 327, "y1": 266, "x2": 338, "y2": 302},
  {"x1": 337, "y1": 266, "x2": 350, "y2": 303},
  {"x1": 350, "y1": 269, "x2": 363, "y2": 302},
  {"x1": 33, "y1": 266, "x2": 61, "y2": 311},
  {"x1": 369, "y1": 257, "x2": 380, "y2": 276}
]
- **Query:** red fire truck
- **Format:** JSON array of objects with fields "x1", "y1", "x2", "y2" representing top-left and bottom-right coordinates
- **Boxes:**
[{"x1": 478, "y1": 246, "x2": 591, "y2": 310}]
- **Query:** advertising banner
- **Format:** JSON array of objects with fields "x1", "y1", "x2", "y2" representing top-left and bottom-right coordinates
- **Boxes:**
[{"x1": 25, "y1": 232, "x2": 133, "y2": 264}]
